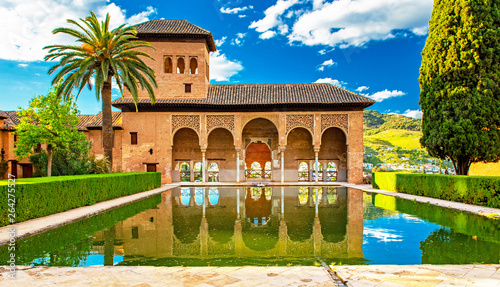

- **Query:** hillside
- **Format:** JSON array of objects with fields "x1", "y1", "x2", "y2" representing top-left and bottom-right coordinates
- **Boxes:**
[
  {"x1": 364, "y1": 110, "x2": 421, "y2": 135},
  {"x1": 362, "y1": 110, "x2": 453, "y2": 172}
]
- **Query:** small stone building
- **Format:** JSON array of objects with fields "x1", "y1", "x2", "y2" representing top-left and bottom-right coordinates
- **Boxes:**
[{"x1": 0, "y1": 20, "x2": 374, "y2": 183}]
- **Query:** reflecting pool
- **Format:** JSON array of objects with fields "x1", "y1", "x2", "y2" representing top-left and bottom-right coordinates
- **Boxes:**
[{"x1": 1, "y1": 187, "x2": 499, "y2": 266}]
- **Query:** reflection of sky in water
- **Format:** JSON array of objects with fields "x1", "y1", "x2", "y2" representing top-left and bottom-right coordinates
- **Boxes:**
[
  {"x1": 180, "y1": 187, "x2": 191, "y2": 205},
  {"x1": 363, "y1": 214, "x2": 441, "y2": 264},
  {"x1": 194, "y1": 187, "x2": 203, "y2": 205},
  {"x1": 209, "y1": 188, "x2": 219, "y2": 205}
]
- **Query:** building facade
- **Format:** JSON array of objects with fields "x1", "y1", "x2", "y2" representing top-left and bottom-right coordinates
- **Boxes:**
[{"x1": 0, "y1": 20, "x2": 374, "y2": 183}]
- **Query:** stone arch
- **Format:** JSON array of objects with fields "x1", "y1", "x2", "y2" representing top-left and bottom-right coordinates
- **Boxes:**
[
  {"x1": 164, "y1": 56, "x2": 173, "y2": 73},
  {"x1": 241, "y1": 118, "x2": 279, "y2": 181},
  {"x1": 319, "y1": 127, "x2": 347, "y2": 182},
  {"x1": 171, "y1": 126, "x2": 200, "y2": 146},
  {"x1": 207, "y1": 128, "x2": 236, "y2": 182},
  {"x1": 177, "y1": 57, "x2": 185, "y2": 74},
  {"x1": 172, "y1": 128, "x2": 201, "y2": 182},
  {"x1": 207, "y1": 126, "x2": 235, "y2": 145},
  {"x1": 320, "y1": 125, "x2": 348, "y2": 146},
  {"x1": 285, "y1": 126, "x2": 314, "y2": 146},
  {"x1": 284, "y1": 127, "x2": 314, "y2": 181}
]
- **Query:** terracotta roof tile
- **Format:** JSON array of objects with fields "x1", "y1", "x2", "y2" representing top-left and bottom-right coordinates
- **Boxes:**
[
  {"x1": 1, "y1": 111, "x2": 122, "y2": 131},
  {"x1": 0, "y1": 110, "x2": 8, "y2": 119},
  {"x1": 135, "y1": 20, "x2": 216, "y2": 51},
  {"x1": 112, "y1": 83, "x2": 375, "y2": 109}
]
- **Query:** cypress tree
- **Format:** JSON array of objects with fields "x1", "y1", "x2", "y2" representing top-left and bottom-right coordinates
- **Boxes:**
[{"x1": 419, "y1": 0, "x2": 500, "y2": 175}]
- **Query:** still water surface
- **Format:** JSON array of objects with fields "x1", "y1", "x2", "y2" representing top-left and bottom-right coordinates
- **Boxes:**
[{"x1": 1, "y1": 187, "x2": 499, "y2": 266}]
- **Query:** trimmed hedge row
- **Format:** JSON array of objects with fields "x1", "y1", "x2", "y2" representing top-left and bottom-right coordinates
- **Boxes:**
[
  {"x1": 372, "y1": 172, "x2": 500, "y2": 208},
  {"x1": 0, "y1": 172, "x2": 161, "y2": 227}
]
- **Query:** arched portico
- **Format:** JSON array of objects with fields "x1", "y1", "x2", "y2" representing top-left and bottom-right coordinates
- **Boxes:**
[
  {"x1": 241, "y1": 118, "x2": 279, "y2": 181},
  {"x1": 206, "y1": 128, "x2": 236, "y2": 182},
  {"x1": 319, "y1": 127, "x2": 348, "y2": 182},
  {"x1": 172, "y1": 128, "x2": 201, "y2": 182}
]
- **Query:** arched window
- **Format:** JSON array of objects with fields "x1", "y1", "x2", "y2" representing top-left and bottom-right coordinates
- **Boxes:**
[
  {"x1": 249, "y1": 162, "x2": 262, "y2": 178},
  {"x1": 180, "y1": 162, "x2": 190, "y2": 182},
  {"x1": 177, "y1": 57, "x2": 185, "y2": 74},
  {"x1": 190, "y1": 58, "x2": 198, "y2": 74},
  {"x1": 208, "y1": 162, "x2": 219, "y2": 182},
  {"x1": 194, "y1": 162, "x2": 202, "y2": 182},
  {"x1": 264, "y1": 161, "x2": 272, "y2": 178},
  {"x1": 327, "y1": 162, "x2": 337, "y2": 181},
  {"x1": 298, "y1": 162, "x2": 308, "y2": 181},
  {"x1": 164, "y1": 56, "x2": 172, "y2": 73}
]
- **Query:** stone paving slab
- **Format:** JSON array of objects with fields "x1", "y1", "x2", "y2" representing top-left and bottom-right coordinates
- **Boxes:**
[
  {"x1": 345, "y1": 184, "x2": 500, "y2": 219},
  {"x1": 0, "y1": 184, "x2": 179, "y2": 245},
  {"x1": 0, "y1": 266, "x2": 336, "y2": 287},
  {"x1": 333, "y1": 265, "x2": 500, "y2": 287}
]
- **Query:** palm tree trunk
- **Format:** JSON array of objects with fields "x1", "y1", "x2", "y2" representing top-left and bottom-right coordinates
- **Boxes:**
[
  {"x1": 102, "y1": 77, "x2": 113, "y2": 172},
  {"x1": 47, "y1": 144, "x2": 53, "y2": 177}
]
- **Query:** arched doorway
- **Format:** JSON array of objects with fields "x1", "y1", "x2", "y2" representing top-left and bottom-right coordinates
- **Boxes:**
[
  {"x1": 285, "y1": 127, "x2": 314, "y2": 181},
  {"x1": 319, "y1": 127, "x2": 347, "y2": 182},
  {"x1": 172, "y1": 128, "x2": 201, "y2": 182},
  {"x1": 242, "y1": 118, "x2": 279, "y2": 181},
  {"x1": 206, "y1": 128, "x2": 236, "y2": 182},
  {"x1": 245, "y1": 143, "x2": 270, "y2": 179}
]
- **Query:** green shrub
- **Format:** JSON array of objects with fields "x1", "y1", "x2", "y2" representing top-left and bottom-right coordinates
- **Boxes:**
[
  {"x1": 372, "y1": 172, "x2": 500, "y2": 208},
  {"x1": 0, "y1": 172, "x2": 161, "y2": 227}
]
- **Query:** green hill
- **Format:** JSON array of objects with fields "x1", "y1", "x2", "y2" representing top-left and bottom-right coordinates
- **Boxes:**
[
  {"x1": 364, "y1": 110, "x2": 421, "y2": 135},
  {"x1": 362, "y1": 110, "x2": 452, "y2": 172}
]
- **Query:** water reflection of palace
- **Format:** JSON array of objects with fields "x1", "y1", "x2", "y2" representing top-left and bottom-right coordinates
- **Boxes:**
[{"x1": 93, "y1": 187, "x2": 364, "y2": 264}]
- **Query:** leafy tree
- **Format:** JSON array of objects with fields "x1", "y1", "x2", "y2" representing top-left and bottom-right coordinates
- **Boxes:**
[
  {"x1": 419, "y1": 0, "x2": 500, "y2": 175},
  {"x1": 14, "y1": 86, "x2": 87, "y2": 177},
  {"x1": 44, "y1": 12, "x2": 157, "y2": 171},
  {"x1": 30, "y1": 143, "x2": 108, "y2": 177}
]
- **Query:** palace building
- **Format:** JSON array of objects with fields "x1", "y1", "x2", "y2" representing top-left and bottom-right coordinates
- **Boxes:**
[{"x1": 0, "y1": 20, "x2": 374, "y2": 184}]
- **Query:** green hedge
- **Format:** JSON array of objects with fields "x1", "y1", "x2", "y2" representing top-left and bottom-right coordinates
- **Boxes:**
[
  {"x1": 0, "y1": 172, "x2": 161, "y2": 227},
  {"x1": 372, "y1": 172, "x2": 500, "y2": 208}
]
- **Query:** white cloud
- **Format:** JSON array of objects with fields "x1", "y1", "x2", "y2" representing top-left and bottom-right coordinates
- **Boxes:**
[
  {"x1": 215, "y1": 36, "x2": 227, "y2": 47},
  {"x1": 367, "y1": 89, "x2": 405, "y2": 102},
  {"x1": 356, "y1": 86, "x2": 369, "y2": 92},
  {"x1": 314, "y1": 78, "x2": 346, "y2": 88},
  {"x1": 364, "y1": 227, "x2": 403, "y2": 242},
  {"x1": 249, "y1": 0, "x2": 299, "y2": 34},
  {"x1": 231, "y1": 32, "x2": 246, "y2": 46},
  {"x1": 239, "y1": 15, "x2": 247, "y2": 18},
  {"x1": 317, "y1": 59, "x2": 336, "y2": 71},
  {"x1": 0, "y1": 1, "x2": 157, "y2": 62},
  {"x1": 220, "y1": 5, "x2": 253, "y2": 14},
  {"x1": 18, "y1": 63, "x2": 28, "y2": 67},
  {"x1": 287, "y1": 0, "x2": 432, "y2": 48},
  {"x1": 402, "y1": 109, "x2": 423, "y2": 119},
  {"x1": 210, "y1": 51, "x2": 243, "y2": 81},
  {"x1": 260, "y1": 30, "x2": 277, "y2": 40}
]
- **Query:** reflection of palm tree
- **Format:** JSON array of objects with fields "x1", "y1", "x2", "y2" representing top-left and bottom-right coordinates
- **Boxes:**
[{"x1": 44, "y1": 12, "x2": 157, "y2": 170}]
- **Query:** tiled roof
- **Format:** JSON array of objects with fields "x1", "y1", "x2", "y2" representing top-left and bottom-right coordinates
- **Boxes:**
[
  {"x1": 135, "y1": 20, "x2": 216, "y2": 52},
  {"x1": 76, "y1": 112, "x2": 122, "y2": 130},
  {"x1": 1, "y1": 111, "x2": 122, "y2": 131},
  {"x1": 0, "y1": 110, "x2": 8, "y2": 119},
  {"x1": 112, "y1": 83, "x2": 375, "y2": 110}
]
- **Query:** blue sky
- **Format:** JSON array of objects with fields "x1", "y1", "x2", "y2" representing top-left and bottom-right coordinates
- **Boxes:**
[{"x1": 0, "y1": 0, "x2": 433, "y2": 118}]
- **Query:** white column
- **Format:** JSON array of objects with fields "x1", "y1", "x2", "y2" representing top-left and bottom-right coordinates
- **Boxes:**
[
  {"x1": 236, "y1": 150, "x2": 240, "y2": 183},
  {"x1": 281, "y1": 187, "x2": 284, "y2": 216},
  {"x1": 314, "y1": 187, "x2": 319, "y2": 215},
  {"x1": 202, "y1": 151, "x2": 206, "y2": 182},
  {"x1": 281, "y1": 150, "x2": 285, "y2": 183},
  {"x1": 236, "y1": 188, "x2": 240, "y2": 219},
  {"x1": 315, "y1": 152, "x2": 319, "y2": 183}
]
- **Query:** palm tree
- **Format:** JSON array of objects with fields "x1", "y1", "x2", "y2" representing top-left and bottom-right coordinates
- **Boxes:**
[{"x1": 44, "y1": 11, "x2": 157, "y2": 171}]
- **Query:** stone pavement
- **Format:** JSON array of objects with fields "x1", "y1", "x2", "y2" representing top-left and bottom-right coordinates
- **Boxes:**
[
  {"x1": 0, "y1": 266, "x2": 336, "y2": 287},
  {"x1": 333, "y1": 264, "x2": 500, "y2": 287}
]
